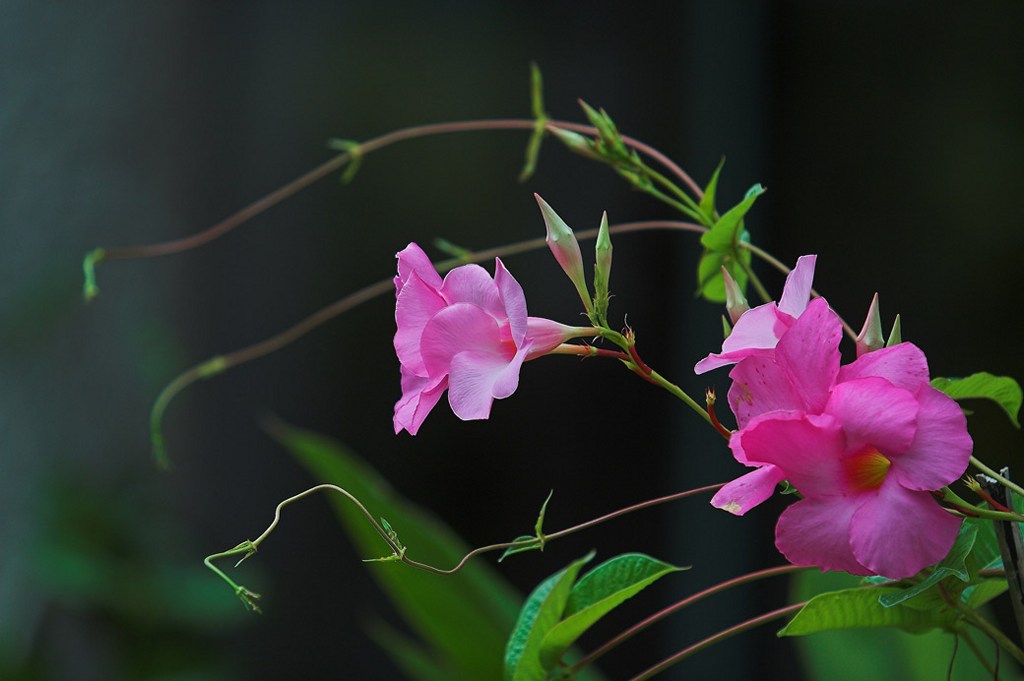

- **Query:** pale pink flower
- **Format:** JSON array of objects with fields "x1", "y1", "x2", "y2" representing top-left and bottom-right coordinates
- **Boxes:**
[
  {"x1": 694, "y1": 255, "x2": 817, "y2": 375},
  {"x1": 715, "y1": 296, "x2": 972, "y2": 578},
  {"x1": 393, "y1": 243, "x2": 583, "y2": 435}
]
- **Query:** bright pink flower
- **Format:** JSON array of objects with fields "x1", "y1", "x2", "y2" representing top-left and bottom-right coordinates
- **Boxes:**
[
  {"x1": 694, "y1": 255, "x2": 817, "y2": 375},
  {"x1": 393, "y1": 243, "x2": 582, "y2": 435},
  {"x1": 713, "y1": 295, "x2": 972, "y2": 579}
]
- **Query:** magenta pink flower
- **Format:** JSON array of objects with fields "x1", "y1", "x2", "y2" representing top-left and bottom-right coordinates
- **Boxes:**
[
  {"x1": 711, "y1": 294, "x2": 972, "y2": 578},
  {"x1": 393, "y1": 243, "x2": 584, "y2": 435},
  {"x1": 695, "y1": 255, "x2": 817, "y2": 375}
]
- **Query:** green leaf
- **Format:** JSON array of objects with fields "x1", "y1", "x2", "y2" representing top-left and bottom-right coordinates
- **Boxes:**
[
  {"x1": 269, "y1": 421, "x2": 520, "y2": 681},
  {"x1": 505, "y1": 553, "x2": 594, "y2": 681},
  {"x1": 699, "y1": 183, "x2": 765, "y2": 252},
  {"x1": 931, "y1": 372, "x2": 1022, "y2": 428},
  {"x1": 698, "y1": 157, "x2": 726, "y2": 222},
  {"x1": 779, "y1": 587, "x2": 959, "y2": 637},
  {"x1": 790, "y1": 570, "x2": 1022, "y2": 681},
  {"x1": 538, "y1": 554, "x2": 683, "y2": 670},
  {"x1": 878, "y1": 523, "x2": 976, "y2": 608},
  {"x1": 885, "y1": 314, "x2": 902, "y2": 347},
  {"x1": 697, "y1": 239, "x2": 751, "y2": 303},
  {"x1": 367, "y1": 620, "x2": 461, "y2": 681}
]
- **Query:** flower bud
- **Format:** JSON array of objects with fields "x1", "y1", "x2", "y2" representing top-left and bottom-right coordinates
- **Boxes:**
[
  {"x1": 721, "y1": 266, "x2": 750, "y2": 324},
  {"x1": 592, "y1": 211, "x2": 612, "y2": 324},
  {"x1": 855, "y1": 293, "x2": 884, "y2": 357},
  {"x1": 535, "y1": 194, "x2": 593, "y2": 313}
]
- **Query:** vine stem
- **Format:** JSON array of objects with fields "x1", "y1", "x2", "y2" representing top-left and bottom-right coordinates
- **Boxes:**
[
  {"x1": 89, "y1": 118, "x2": 700, "y2": 266},
  {"x1": 971, "y1": 456, "x2": 1024, "y2": 499},
  {"x1": 570, "y1": 564, "x2": 809, "y2": 673},
  {"x1": 625, "y1": 602, "x2": 807, "y2": 681},
  {"x1": 204, "y1": 479, "x2": 726, "y2": 597}
]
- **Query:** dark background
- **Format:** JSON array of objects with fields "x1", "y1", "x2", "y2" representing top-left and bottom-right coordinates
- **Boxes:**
[{"x1": 3, "y1": 2, "x2": 1023, "y2": 680}]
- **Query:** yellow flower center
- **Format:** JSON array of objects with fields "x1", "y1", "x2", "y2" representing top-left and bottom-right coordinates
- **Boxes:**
[{"x1": 846, "y1": 448, "x2": 892, "y2": 491}]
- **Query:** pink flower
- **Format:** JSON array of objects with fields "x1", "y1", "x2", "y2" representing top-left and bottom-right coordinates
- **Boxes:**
[
  {"x1": 393, "y1": 243, "x2": 584, "y2": 435},
  {"x1": 715, "y1": 296, "x2": 972, "y2": 578},
  {"x1": 694, "y1": 255, "x2": 817, "y2": 375}
]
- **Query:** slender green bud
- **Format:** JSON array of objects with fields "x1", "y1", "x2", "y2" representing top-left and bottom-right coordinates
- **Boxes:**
[
  {"x1": 721, "y1": 266, "x2": 750, "y2": 324},
  {"x1": 550, "y1": 128, "x2": 599, "y2": 160},
  {"x1": 886, "y1": 314, "x2": 902, "y2": 347},
  {"x1": 535, "y1": 194, "x2": 592, "y2": 314},
  {"x1": 592, "y1": 211, "x2": 612, "y2": 325},
  {"x1": 855, "y1": 293, "x2": 885, "y2": 356}
]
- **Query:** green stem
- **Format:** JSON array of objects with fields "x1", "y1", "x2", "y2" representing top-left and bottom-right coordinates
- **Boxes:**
[
  {"x1": 958, "y1": 603, "x2": 1024, "y2": 666},
  {"x1": 626, "y1": 602, "x2": 807, "y2": 681},
  {"x1": 959, "y1": 630, "x2": 998, "y2": 678},
  {"x1": 971, "y1": 456, "x2": 1024, "y2": 499},
  {"x1": 941, "y1": 487, "x2": 1024, "y2": 523},
  {"x1": 733, "y1": 248, "x2": 772, "y2": 304}
]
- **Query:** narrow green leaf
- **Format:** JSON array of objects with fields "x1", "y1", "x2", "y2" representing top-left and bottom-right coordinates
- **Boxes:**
[
  {"x1": 779, "y1": 587, "x2": 959, "y2": 637},
  {"x1": 931, "y1": 372, "x2": 1022, "y2": 428},
  {"x1": 698, "y1": 157, "x2": 726, "y2": 221},
  {"x1": 269, "y1": 421, "x2": 520, "y2": 681},
  {"x1": 498, "y1": 536, "x2": 542, "y2": 563},
  {"x1": 538, "y1": 554, "x2": 684, "y2": 670},
  {"x1": 534, "y1": 490, "x2": 553, "y2": 539},
  {"x1": 878, "y1": 523, "x2": 976, "y2": 608},
  {"x1": 505, "y1": 552, "x2": 594, "y2": 681},
  {"x1": 699, "y1": 184, "x2": 765, "y2": 252},
  {"x1": 519, "y1": 62, "x2": 548, "y2": 182}
]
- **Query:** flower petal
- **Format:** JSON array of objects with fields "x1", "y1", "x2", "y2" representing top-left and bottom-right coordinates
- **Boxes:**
[
  {"x1": 420, "y1": 303, "x2": 506, "y2": 377},
  {"x1": 440, "y1": 264, "x2": 504, "y2": 317},
  {"x1": 494, "y1": 258, "x2": 528, "y2": 345},
  {"x1": 891, "y1": 386, "x2": 973, "y2": 491},
  {"x1": 711, "y1": 465, "x2": 786, "y2": 515},
  {"x1": 694, "y1": 304, "x2": 791, "y2": 374},
  {"x1": 447, "y1": 350, "x2": 514, "y2": 420},
  {"x1": 393, "y1": 369, "x2": 447, "y2": 435},
  {"x1": 396, "y1": 242, "x2": 442, "y2": 292},
  {"x1": 850, "y1": 479, "x2": 963, "y2": 579},
  {"x1": 727, "y1": 357, "x2": 804, "y2": 428},
  {"x1": 777, "y1": 255, "x2": 816, "y2": 318},
  {"x1": 825, "y1": 377, "x2": 918, "y2": 455},
  {"x1": 525, "y1": 317, "x2": 579, "y2": 358},
  {"x1": 774, "y1": 297, "x2": 842, "y2": 413},
  {"x1": 735, "y1": 412, "x2": 848, "y2": 496},
  {"x1": 394, "y1": 270, "x2": 447, "y2": 374},
  {"x1": 775, "y1": 496, "x2": 871, "y2": 575},
  {"x1": 837, "y1": 342, "x2": 930, "y2": 393}
]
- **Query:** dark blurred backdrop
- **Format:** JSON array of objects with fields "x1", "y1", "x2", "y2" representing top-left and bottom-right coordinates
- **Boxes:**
[{"x1": 3, "y1": 2, "x2": 1023, "y2": 680}]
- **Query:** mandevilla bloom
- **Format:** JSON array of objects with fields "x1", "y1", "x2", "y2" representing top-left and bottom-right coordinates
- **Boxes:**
[
  {"x1": 393, "y1": 243, "x2": 589, "y2": 435},
  {"x1": 694, "y1": 255, "x2": 817, "y2": 374},
  {"x1": 709, "y1": 291, "x2": 972, "y2": 579}
]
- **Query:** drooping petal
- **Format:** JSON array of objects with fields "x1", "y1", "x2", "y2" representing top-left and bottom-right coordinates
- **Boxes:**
[
  {"x1": 890, "y1": 386, "x2": 973, "y2": 491},
  {"x1": 825, "y1": 377, "x2": 918, "y2": 455},
  {"x1": 440, "y1": 264, "x2": 505, "y2": 317},
  {"x1": 775, "y1": 496, "x2": 871, "y2": 575},
  {"x1": 420, "y1": 303, "x2": 506, "y2": 377},
  {"x1": 774, "y1": 298, "x2": 842, "y2": 413},
  {"x1": 727, "y1": 357, "x2": 805, "y2": 428},
  {"x1": 849, "y1": 479, "x2": 962, "y2": 579},
  {"x1": 491, "y1": 342, "x2": 530, "y2": 399},
  {"x1": 446, "y1": 350, "x2": 515, "y2": 420},
  {"x1": 736, "y1": 413, "x2": 848, "y2": 497},
  {"x1": 711, "y1": 465, "x2": 786, "y2": 515},
  {"x1": 493, "y1": 258, "x2": 528, "y2": 345},
  {"x1": 396, "y1": 243, "x2": 442, "y2": 292},
  {"x1": 694, "y1": 304, "x2": 792, "y2": 374},
  {"x1": 777, "y1": 255, "x2": 816, "y2": 318},
  {"x1": 393, "y1": 370, "x2": 447, "y2": 435},
  {"x1": 837, "y1": 342, "x2": 930, "y2": 393},
  {"x1": 394, "y1": 271, "x2": 447, "y2": 375}
]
